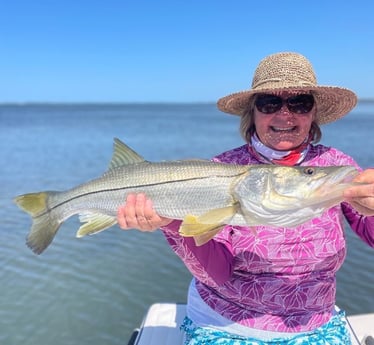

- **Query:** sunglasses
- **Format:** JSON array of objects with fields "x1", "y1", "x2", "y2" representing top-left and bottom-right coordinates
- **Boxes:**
[{"x1": 255, "y1": 94, "x2": 315, "y2": 114}]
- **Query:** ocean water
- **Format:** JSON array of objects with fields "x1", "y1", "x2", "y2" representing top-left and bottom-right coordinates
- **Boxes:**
[{"x1": 0, "y1": 103, "x2": 373, "y2": 345}]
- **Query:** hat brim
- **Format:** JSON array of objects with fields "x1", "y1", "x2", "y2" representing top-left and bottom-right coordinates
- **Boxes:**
[{"x1": 217, "y1": 86, "x2": 357, "y2": 125}]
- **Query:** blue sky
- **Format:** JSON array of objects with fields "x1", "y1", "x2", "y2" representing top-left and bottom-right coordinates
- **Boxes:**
[{"x1": 1, "y1": 0, "x2": 373, "y2": 103}]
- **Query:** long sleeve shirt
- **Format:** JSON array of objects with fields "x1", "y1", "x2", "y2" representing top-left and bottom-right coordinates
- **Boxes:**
[{"x1": 160, "y1": 144, "x2": 374, "y2": 332}]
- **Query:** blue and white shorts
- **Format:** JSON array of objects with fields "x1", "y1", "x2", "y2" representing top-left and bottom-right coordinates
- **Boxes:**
[{"x1": 180, "y1": 311, "x2": 352, "y2": 345}]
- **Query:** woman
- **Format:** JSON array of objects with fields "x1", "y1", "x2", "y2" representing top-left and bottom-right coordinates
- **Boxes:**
[{"x1": 118, "y1": 52, "x2": 374, "y2": 344}]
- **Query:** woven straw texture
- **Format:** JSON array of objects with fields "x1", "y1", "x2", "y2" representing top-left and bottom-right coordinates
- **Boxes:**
[{"x1": 217, "y1": 52, "x2": 357, "y2": 125}]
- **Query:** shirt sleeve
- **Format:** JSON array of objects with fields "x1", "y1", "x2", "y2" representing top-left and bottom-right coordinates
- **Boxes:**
[
  {"x1": 160, "y1": 220, "x2": 234, "y2": 286},
  {"x1": 341, "y1": 202, "x2": 374, "y2": 247}
]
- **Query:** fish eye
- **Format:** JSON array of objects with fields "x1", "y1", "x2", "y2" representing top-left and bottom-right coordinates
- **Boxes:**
[{"x1": 303, "y1": 167, "x2": 315, "y2": 175}]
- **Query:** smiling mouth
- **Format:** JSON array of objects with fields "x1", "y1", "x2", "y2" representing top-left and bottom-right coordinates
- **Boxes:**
[{"x1": 271, "y1": 126, "x2": 297, "y2": 132}]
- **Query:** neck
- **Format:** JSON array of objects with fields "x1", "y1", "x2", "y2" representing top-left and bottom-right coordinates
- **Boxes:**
[{"x1": 249, "y1": 133, "x2": 311, "y2": 166}]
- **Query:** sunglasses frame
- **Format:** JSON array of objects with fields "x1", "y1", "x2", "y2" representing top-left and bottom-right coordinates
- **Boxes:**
[{"x1": 255, "y1": 93, "x2": 315, "y2": 114}]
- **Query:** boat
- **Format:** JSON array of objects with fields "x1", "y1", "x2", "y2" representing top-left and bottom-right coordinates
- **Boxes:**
[{"x1": 127, "y1": 303, "x2": 374, "y2": 345}]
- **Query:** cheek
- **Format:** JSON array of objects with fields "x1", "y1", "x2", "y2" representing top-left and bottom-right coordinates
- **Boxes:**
[
  {"x1": 254, "y1": 118, "x2": 273, "y2": 145},
  {"x1": 253, "y1": 115, "x2": 271, "y2": 134},
  {"x1": 298, "y1": 117, "x2": 314, "y2": 133}
]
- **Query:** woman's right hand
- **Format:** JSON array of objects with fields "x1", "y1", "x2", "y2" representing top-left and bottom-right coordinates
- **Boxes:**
[{"x1": 117, "y1": 193, "x2": 173, "y2": 231}]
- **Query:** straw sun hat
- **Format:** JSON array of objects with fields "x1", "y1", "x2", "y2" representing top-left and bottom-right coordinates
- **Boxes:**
[{"x1": 217, "y1": 52, "x2": 357, "y2": 125}]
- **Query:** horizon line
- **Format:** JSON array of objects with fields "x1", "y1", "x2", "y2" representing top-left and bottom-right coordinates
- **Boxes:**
[
  {"x1": 1, "y1": 98, "x2": 374, "y2": 106},
  {"x1": 0, "y1": 101, "x2": 219, "y2": 106}
]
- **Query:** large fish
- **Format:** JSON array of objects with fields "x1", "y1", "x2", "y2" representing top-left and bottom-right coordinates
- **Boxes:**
[{"x1": 14, "y1": 138, "x2": 359, "y2": 254}]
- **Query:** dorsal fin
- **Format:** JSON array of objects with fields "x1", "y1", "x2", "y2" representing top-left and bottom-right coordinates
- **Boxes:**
[{"x1": 108, "y1": 138, "x2": 145, "y2": 170}]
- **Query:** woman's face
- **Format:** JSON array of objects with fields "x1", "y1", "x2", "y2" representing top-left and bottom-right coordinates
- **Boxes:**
[{"x1": 253, "y1": 91, "x2": 315, "y2": 151}]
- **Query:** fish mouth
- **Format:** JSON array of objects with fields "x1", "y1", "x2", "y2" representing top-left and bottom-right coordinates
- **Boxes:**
[
  {"x1": 307, "y1": 166, "x2": 358, "y2": 204},
  {"x1": 322, "y1": 167, "x2": 358, "y2": 188}
]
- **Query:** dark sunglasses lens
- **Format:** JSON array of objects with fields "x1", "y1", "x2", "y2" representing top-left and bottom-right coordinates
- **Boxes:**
[
  {"x1": 287, "y1": 94, "x2": 314, "y2": 114},
  {"x1": 255, "y1": 95, "x2": 282, "y2": 114}
]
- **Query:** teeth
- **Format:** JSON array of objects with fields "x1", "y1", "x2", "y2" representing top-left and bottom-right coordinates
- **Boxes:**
[{"x1": 272, "y1": 127, "x2": 295, "y2": 132}]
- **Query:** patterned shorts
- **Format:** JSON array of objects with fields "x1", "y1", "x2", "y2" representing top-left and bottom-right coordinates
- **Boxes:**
[{"x1": 180, "y1": 311, "x2": 352, "y2": 345}]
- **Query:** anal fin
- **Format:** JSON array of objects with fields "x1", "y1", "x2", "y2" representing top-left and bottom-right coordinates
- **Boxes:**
[{"x1": 77, "y1": 213, "x2": 117, "y2": 237}]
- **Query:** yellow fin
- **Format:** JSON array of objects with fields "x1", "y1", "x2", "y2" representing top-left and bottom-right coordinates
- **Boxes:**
[
  {"x1": 179, "y1": 215, "x2": 225, "y2": 246},
  {"x1": 179, "y1": 205, "x2": 237, "y2": 236},
  {"x1": 14, "y1": 192, "x2": 50, "y2": 215},
  {"x1": 195, "y1": 225, "x2": 258, "y2": 247},
  {"x1": 179, "y1": 204, "x2": 237, "y2": 246},
  {"x1": 179, "y1": 205, "x2": 237, "y2": 245},
  {"x1": 179, "y1": 214, "x2": 220, "y2": 236},
  {"x1": 193, "y1": 227, "x2": 225, "y2": 246},
  {"x1": 196, "y1": 204, "x2": 238, "y2": 224},
  {"x1": 77, "y1": 213, "x2": 117, "y2": 237},
  {"x1": 108, "y1": 138, "x2": 145, "y2": 170},
  {"x1": 14, "y1": 191, "x2": 62, "y2": 255}
]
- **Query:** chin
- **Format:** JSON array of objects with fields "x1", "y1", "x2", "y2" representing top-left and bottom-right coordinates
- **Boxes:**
[{"x1": 270, "y1": 141, "x2": 301, "y2": 151}]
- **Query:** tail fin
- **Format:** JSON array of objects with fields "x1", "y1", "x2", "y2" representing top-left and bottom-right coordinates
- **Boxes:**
[{"x1": 14, "y1": 192, "x2": 61, "y2": 255}]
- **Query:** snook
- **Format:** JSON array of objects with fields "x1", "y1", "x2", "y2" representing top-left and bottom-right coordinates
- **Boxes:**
[{"x1": 14, "y1": 138, "x2": 359, "y2": 254}]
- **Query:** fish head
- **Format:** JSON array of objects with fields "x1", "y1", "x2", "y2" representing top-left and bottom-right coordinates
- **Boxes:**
[
  {"x1": 235, "y1": 165, "x2": 359, "y2": 227},
  {"x1": 265, "y1": 165, "x2": 358, "y2": 206}
]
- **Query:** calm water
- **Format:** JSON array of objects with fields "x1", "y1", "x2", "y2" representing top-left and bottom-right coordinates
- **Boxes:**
[{"x1": 1, "y1": 103, "x2": 373, "y2": 344}]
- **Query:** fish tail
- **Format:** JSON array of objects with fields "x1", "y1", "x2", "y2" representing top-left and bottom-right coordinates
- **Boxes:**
[{"x1": 14, "y1": 192, "x2": 61, "y2": 255}]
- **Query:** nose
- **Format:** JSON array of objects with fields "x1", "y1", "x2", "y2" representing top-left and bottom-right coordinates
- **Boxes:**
[{"x1": 276, "y1": 104, "x2": 293, "y2": 115}]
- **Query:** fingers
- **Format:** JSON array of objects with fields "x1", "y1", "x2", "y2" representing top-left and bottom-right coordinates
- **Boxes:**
[
  {"x1": 345, "y1": 195, "x2": 374, "y2": 216},
  {"x1": 134, "y1": 193, "x2": 156, "y2": 230},
  {"x1": 117, "y1": 193, "x2": 172, "y2": 231},
  {"x1": 344, "y1": 182, "x2": 374, "y2": 199},
  {"x1": 117, "y1": 193, "x2": 136, "y2": 229},
  {"x1": 352, "y1": 168, "x2": 374, "y2": 184},
  {"x1": 347, "y1": 199, "x2": 374, "y2": 216},
  {"x1": 344, "y1": 169, "x2": 374, "y2": 216}
]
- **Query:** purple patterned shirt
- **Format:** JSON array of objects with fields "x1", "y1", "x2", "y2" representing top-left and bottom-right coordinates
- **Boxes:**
[{"x1": 161, "y1": 144, "x2": 374, "y2": 332}]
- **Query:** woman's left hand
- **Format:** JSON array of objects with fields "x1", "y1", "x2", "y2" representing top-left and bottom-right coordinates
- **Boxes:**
[{"x1": 343, "y1": 168, "x2": 374, "y2": 216}]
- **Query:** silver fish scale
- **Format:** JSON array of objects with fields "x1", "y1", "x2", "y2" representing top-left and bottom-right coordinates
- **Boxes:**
[
  {"x1": 15, "y1": 138, "x2": 359, "y2": 254},
  {"x1": 47, "y1": 160, "x2": 249, "y2": 222}
]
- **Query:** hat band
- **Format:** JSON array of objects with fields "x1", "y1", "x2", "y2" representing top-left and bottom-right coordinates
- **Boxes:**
[{"x1": 252, "y1": 78, "x2": 316, "y2": 90}]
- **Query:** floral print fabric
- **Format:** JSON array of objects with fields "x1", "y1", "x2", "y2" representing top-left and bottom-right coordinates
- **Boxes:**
[
  {"x1": 161, "y1": 144, "x2": 363, "y2": 333},
  {"x1": 181, "y1": 310, "x2": 352, "y2": 345}
]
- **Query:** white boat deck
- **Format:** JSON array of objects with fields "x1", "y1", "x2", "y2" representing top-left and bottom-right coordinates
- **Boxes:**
[{"x1": 129, "y1": 303, "x2": 374, "y2": 345}]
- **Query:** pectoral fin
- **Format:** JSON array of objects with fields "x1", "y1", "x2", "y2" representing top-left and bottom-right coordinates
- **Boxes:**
[
  {"x1": 77, "y1": 213, "x2": 117, "y2": 237},
  {"x1": 179, "y1": 205, "x2": 238, "y2": 245},
  {"x1": 179, "y1": 214, "x2": 221, "y2": 236},
  {"x1": 178, "y1": 214, "x2": 224, "y2": 246},
  {"x1": 196, "y1": 204, "x2": 238, "y2": 224},
  {"x1": 193, "y1": 227, "x2": 225, "y2": 246}
]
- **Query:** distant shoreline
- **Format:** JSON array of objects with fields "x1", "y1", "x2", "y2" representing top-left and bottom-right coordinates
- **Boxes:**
[
  {"x1": 357, "y1": 98, "x2": 374, "y2": 103},
  {"x1": 0, "y1": 101, "x2": 217, "y2": 106},
  {"x1": 0, "y1": 99, "x2": 373, "y2": 106}
]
